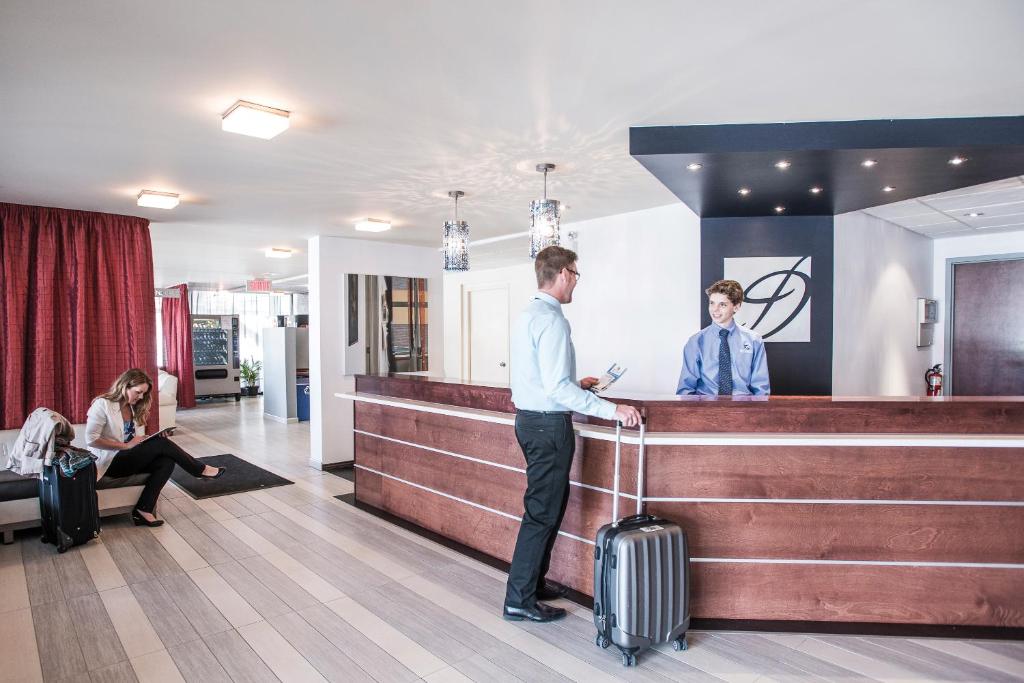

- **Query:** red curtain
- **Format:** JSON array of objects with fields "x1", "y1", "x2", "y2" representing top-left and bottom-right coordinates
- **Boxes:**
[
  {"x1": 160, "y1": 283, "x2": 196, "y2": 408},
  {"x1": 0, "y1": 203, "x2": 158, "y2": 431}
]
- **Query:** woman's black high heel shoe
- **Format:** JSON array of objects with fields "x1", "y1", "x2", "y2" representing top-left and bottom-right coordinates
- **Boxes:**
[
  {"x1": 200, "y1": 466, "x2": 226, "y2": 479},
  {"x1": 131, "y1": 509, "x2": 164, "y2": 527}
]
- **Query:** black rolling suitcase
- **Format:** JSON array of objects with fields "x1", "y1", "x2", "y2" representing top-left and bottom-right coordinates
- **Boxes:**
[
  {"x1": 593, "y1": 418, "x2": 690, "y2": 667},
  {"x1": 39, "y1": 460, "x2": 100, "y2": 553}
]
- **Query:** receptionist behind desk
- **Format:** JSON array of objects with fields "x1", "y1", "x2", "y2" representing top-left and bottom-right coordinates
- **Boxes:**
[{"x1": 676, "y1": 279, "x2": 770, "y2": 396}]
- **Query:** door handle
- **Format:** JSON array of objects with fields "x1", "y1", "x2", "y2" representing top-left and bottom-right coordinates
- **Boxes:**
[{"x1": 499, "y1": 362, "x2": 506, "y2": 367}]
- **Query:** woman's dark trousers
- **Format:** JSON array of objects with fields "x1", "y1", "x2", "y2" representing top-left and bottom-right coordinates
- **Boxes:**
[{"x1": 103, "y1": 437, "x2": 205, "y2": 513}]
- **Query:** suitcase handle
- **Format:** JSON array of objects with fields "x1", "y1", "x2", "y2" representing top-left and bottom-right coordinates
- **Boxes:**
[{"x1": 612, "y1": 410, "x2": 648, "y2": 526}]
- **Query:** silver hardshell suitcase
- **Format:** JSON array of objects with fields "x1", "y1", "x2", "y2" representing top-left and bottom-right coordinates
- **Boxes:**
[{"x1": 593, "y1": 418, "x2": 690, "y2": 667}]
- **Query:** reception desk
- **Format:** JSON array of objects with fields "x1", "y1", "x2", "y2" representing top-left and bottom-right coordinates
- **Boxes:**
[{"x1": 340, "y1": 375, "x2": 1024, "y2": 629}]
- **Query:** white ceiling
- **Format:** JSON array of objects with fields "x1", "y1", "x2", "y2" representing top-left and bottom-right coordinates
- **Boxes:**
[
  {"x1": 862, "y1": 176, "x2": 1024, "y2": 238},
  {"x1": 2, "y1": 1, "x2": 1023, "y2": 287}
]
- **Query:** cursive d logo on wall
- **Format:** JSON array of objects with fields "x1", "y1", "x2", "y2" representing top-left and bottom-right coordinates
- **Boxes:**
[{"x1": 723, "y1": 256, "x2": 811, "y2": 342}]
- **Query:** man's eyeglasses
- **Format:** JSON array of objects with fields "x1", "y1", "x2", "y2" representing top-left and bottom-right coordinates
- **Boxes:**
[{"x1": 566, "y1": 268, "x2": 581, "y2": 280}]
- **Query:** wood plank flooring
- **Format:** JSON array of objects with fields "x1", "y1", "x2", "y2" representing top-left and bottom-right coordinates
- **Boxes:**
[{"x1": 1, "y1": 398, "x2": 1022, "y2": 682}]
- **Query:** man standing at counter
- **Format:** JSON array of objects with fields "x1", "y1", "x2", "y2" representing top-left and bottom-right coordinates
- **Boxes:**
[
  {"x1": 677, "y1": 279, "x2": 770, "y2": 396},
  {"x1": 503, "y1": 246, "x2": 641, "y2": 623}
]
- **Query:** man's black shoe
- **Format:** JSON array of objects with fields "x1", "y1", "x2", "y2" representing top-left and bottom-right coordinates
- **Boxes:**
[
  {"x1": 503, "y1": 602, "x2": 567, "y2": 622},
  {"x1": 535, "y1": 581, "x2": 568, "y2": 601}
]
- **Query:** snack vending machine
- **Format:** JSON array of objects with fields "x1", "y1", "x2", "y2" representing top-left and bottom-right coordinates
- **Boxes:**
[{"x1": 191, "y1": 315, "x2": 241, "y2": 400}]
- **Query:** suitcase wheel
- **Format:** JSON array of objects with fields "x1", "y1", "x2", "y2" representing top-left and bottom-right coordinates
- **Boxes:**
[
  {"x1": 57, "y1": 543, "x2": 68, "y2": 554},
  {"x1": 594, "y1": 634, "x2": 610, "y2": 649},
  {"x1": 621, "y1": 652, "x2": 637, "y2": 667},
  {"x1": 673, "y1": 637, "x2": 688, "y2": 652}
]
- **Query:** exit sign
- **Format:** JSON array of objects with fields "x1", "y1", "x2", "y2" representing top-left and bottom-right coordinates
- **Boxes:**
[{"x1": 246, "y1": 278, "x2": 272, "y2": 293}]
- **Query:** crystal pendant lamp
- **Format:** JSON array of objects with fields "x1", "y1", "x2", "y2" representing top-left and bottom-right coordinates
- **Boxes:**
[
  {"x1": 529, "y1": 163, "x2": 561, "y2": 258},
  {"x1": 443, "y1": 190, "x2": 470, "y2": 271}
]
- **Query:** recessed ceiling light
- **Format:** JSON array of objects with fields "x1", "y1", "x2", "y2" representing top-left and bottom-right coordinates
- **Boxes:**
[
  {"x1": 774, "y1": 160, "x2": 791, "y2": 170},
  {"x1": 774, "y1": 205, "x2": 786, "y2": 213},
  {"x1": 861, "y1": 159, "x2": 878, "y2": 168},
  {"x1": 965, "y1": 212, "x2": 984, "y2": 218},
  {"x1": 948, "y1": 156, "x2": 967, "y2": 166},
  {"x1": 221, "y1": 100, "x2": 290, "y2": 139},
  {"x1": 738, "y1": 187, "x2": 751, "y2": 196},
  {"x1": 809, "y1": 186, "x2": 823, "y2": 194},
  {"x1": 137, "y1": 190, "x2": 179, "y2": 209},
  {"x1": 265, "y1": 247, "x2": 294, "y2": 259},
  {"x1": 355, "y1": 218, "x2": 391, "y2": 232},
  {"x1": 686, "y1": 162, "x2": 703, "y2": 171},
  {"x1": 882, "y1": 185, "x2": 895, "y2": 193}
]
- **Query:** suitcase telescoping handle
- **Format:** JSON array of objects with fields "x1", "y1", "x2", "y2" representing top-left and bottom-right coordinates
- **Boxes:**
[{"x1": 611, "y1": 408, "x2": 646, "y2": 527}]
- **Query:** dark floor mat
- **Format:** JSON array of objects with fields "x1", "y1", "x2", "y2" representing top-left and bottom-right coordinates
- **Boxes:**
[{"x1": 170, "y1": 454, "x2": 292, "y2": 499}]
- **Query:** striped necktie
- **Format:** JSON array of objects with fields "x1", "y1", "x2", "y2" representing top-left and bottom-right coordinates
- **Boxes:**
[{"x1": 718, "y1": 328, "x2": 733, "y2": 395}]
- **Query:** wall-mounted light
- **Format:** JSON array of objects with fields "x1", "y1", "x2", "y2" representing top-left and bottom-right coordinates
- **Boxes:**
[
  {"x1": 355, "y1": 218, "x2": 391, "y2": 232},
  {"x1": 529, "y1": 163, "x2": 560, "y2": 258},
  {"x1": 882, "y1": 185, "x2": 895, "y2": 193},
  {"x1": 738, "y1": 187, "x2": 751, "y2": 196},
  {"x1": 774, "y1": 206, "x2": 786, "y2": 213},
  {"x1": 861, "y1": 159, "x2": 878, "y2": 168},
  {"x1": 221, "y1": 100, "x2": 290, "y2": 139},
  {"x1": 137, "y1": 190, "x2": 180, "y2": 209},
  {"x1": 809, "y1": 186, "x2": 823, "y2": 194},
  {"x1": 774, "y1": 160, "x2": 791, "y2": 170},
  {"x1": 948, "y1": 156, "x2": 967, "y2": 166},
  {"x1": 265, "y1": 247, "x2": 294, "y2": 259},
  {"x1": 686, "y1": 162, "x2": 703, "y2": 171}
]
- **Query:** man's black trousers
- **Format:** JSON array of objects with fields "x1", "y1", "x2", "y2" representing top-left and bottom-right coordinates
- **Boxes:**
[{"x1": 504, "y1": 411, "x2": 575, "y2": 608}]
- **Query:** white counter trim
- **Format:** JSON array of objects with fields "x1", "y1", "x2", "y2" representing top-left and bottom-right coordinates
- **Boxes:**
[
  {"x1": 355, "y1": 464, "x2": 1024, "y2": 569},
  {"x1": 354, "y1": 429, "x2": 637, "y2": 500},
  {"x1": 337, "y1": 392, "x2": 1024, "y2": 448}
]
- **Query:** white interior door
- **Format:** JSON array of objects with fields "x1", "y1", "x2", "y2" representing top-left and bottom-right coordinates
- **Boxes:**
[{"x1": 464, "y1": 284, "x2": 509, "y2": 384}]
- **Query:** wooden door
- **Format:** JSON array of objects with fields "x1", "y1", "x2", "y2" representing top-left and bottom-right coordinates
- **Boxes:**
[{"x1": 951, "y1": 257, "x2": 1024, "y2": 395}]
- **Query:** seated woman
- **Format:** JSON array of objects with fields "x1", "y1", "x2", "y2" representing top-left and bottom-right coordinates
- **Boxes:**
[{"x1": 85, "y1": 368, "x2": 224, "y2": 527}]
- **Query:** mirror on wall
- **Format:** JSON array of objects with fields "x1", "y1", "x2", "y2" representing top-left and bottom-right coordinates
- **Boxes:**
[{"x1": 346, "y1": 274, "x2": 428, "y2": 374}]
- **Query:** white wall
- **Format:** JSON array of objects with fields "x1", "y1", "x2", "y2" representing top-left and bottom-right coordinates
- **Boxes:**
[
  {"x1": 832, "y1": 212, "x2": 934, "y2": 396},
  {"x1": 262, "y1": 327, "x2": 297, "y2": 422},
  {"x1": 309, "y1": 236, "x2": 443, "y2": 468},
  {"x1": 443, "y1": 203, "x2": 701, "y2": 395},
  {"x1": 931, "y1": 231, "x2": 1024, "y2": 369}
]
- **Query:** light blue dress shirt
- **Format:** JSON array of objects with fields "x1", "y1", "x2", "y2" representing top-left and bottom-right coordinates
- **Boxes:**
[
  {"x1": 510, "y1": 293, "x2": 617, "y2": 419},
  {"x1": 676, "y1": 322, "x2": 770, "y2": 396}
]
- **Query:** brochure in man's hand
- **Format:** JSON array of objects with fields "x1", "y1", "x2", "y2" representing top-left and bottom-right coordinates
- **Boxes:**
[{"x1": 589, "y1": 363, "x2": 627, "y2": 393}]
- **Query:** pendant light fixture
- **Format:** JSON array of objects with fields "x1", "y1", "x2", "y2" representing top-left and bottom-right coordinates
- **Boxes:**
[
  {"x1": 529, "y1": 163, "x2": 561, "y2": 258},
  {"x1": 443, "y1": 190, "x2": 470, "y2": 271}
]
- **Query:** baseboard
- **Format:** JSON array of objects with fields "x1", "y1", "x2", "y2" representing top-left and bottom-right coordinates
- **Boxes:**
[
  {"x1": 340, "y1": 495, "x2": 1024, "y2": 641},
  {"x1": 321, "y1": 461, "x2": 354, "y2": 472},
  {"x1": 263, "y1": 413, "x2": 298, "y2": 424}
]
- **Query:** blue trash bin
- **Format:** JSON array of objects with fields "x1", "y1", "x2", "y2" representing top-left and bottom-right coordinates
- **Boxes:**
[{"x1": 296, "y1": 381, "x2": 310, "y2": 422}]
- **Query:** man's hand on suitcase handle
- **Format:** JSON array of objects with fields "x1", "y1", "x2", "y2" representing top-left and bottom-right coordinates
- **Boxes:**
[{"x1": 614, "y1": 404, "x2": 642, "y2": 427}]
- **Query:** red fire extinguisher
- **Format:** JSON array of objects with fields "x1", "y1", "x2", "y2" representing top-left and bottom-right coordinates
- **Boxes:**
[{"x1": 925, "y1": 364, "x2": 943, "y2": 396}]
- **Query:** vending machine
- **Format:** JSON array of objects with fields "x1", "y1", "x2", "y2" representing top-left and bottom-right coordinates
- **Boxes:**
[{"x1": 191, "y1": 315, "x2": 241, "y2": 400}]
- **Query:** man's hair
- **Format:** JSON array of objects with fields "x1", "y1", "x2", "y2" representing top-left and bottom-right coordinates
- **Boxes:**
[
  {"x1": 705, "y1": 279, "x2": 744, "y2": 305},
  {"x1": 534, "y1": 245, "x2": 578, "y2": 287}
]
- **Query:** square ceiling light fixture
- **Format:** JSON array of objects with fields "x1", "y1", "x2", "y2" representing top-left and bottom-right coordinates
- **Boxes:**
[
  {"x1": 354, "y1": 218, "x2": 391, "y2": 232},
  {"x1": 137, "y1": 190, "x2": 180, "y2": 209},
  {"x1": 264, "y1": 247, "x2": 294, "y2": 259},
  {"x1": 222, "y1": 100, "x2": 290, "y2": 139}
]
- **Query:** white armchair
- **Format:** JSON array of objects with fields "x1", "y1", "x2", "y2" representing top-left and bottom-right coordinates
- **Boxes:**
[{"x1": 158, "y1": 370, "x2": 178, "y2": 428}]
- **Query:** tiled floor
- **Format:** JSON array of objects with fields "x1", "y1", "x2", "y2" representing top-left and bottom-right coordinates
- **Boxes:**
[{"x1": 1, "y1": 398, "x2": 1022, "y2": 682}]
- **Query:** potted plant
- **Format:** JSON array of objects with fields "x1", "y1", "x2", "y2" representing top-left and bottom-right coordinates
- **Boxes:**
[{"x1": 240, "y1": 357, "x2": 262, "y2": 396}]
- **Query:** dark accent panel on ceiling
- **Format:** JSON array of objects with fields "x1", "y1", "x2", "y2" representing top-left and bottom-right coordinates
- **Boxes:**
[
  {"x1": 701, "y1": 215, "x2": 833, "y2": 396},
  {"x1": 629, "y1": 116, "x2": 1024, "y2": 217}
]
